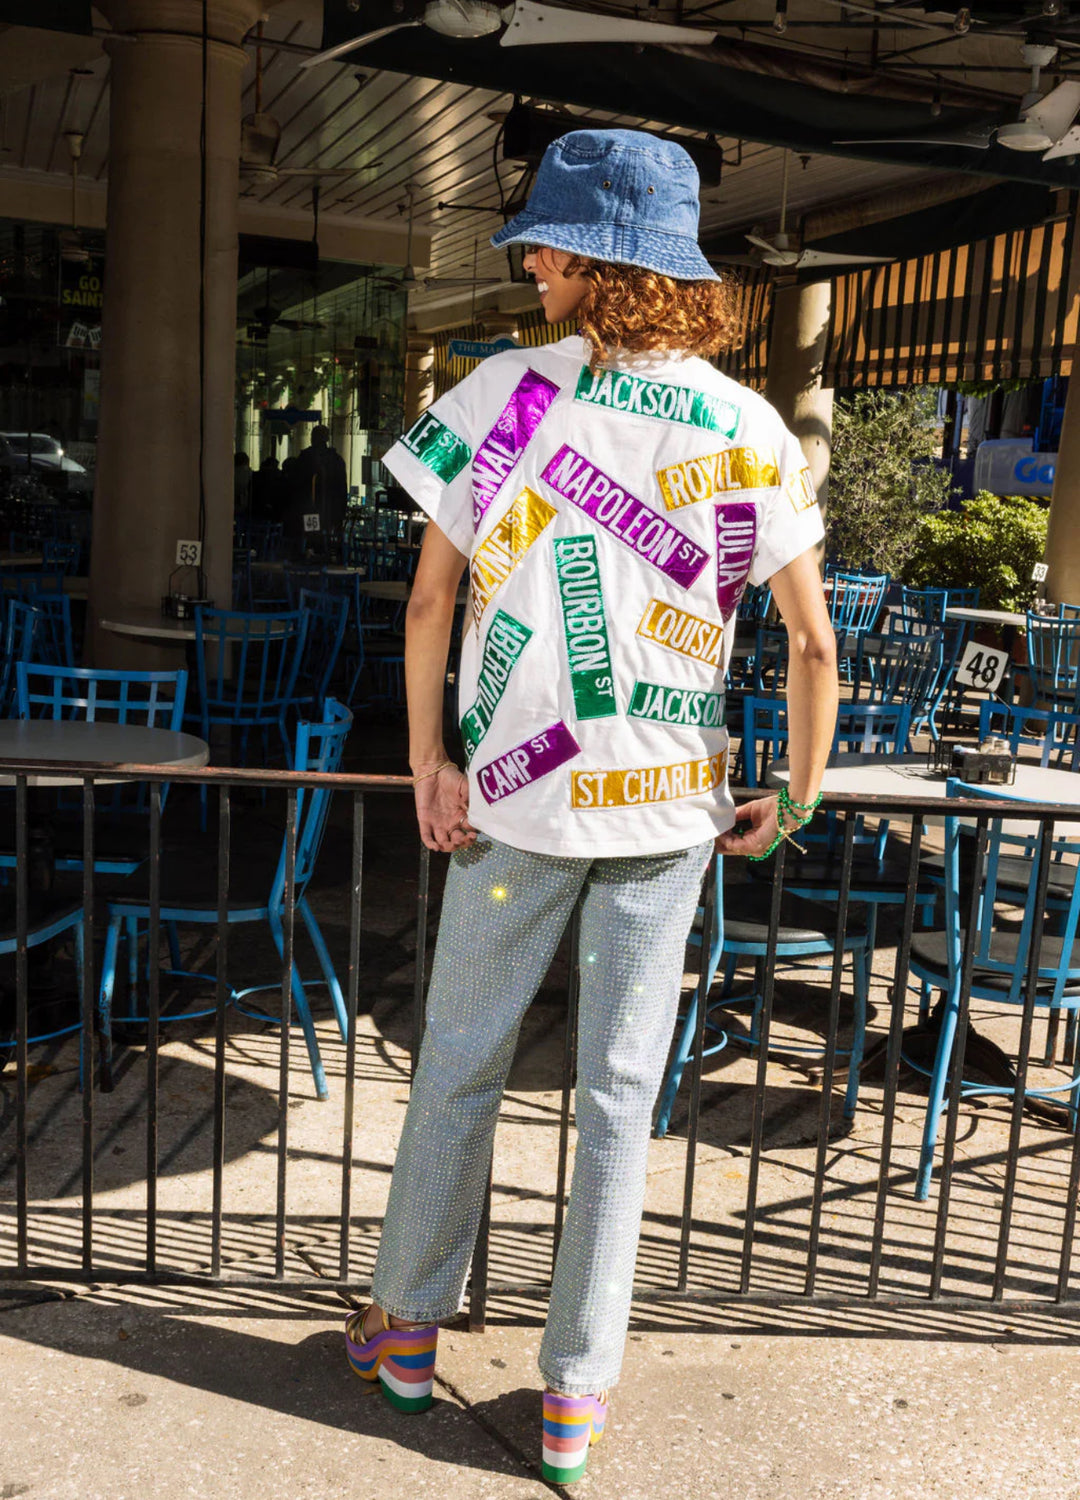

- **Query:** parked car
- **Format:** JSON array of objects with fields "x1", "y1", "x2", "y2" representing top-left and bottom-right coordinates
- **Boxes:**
[{"x1": 0, "y1": 432, "x2": 91, "y2": 492}]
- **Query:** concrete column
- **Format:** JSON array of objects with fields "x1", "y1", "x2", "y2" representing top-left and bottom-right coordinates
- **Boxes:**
[
  {"x1": 764, "y1": 279, "x2": 834, "y2": 514},
  {"x1": 1044, "y1": 373, "x2": 1080, "y2": 604},
  {"x1": 89, "y1": 0, "x2": 261, "y2": 666},
  {"x1": 403, "y1": 336, "x2": 435, "y2": 430}
]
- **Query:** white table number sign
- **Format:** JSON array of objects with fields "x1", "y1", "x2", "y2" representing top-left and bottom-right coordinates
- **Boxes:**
[
  {"x1": 954, "y1": 639, "x2": 1008, "y2": 694},
  {"x1": 303, "y1": 513, "x2": 321, "y2": 533},
  {"x1": 175, "y1": 539, "x2": 202, "y2": 567},
  {"x1": 1032, "y1": 562, "x2": 1049, "y2": 583}
]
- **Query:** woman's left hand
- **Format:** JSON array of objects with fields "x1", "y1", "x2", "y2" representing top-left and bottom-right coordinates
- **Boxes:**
[{"x1": 715, "y1": 795, "x2": 781, "y2": 858}]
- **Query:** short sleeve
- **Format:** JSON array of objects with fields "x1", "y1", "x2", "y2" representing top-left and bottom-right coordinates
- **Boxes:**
[
  {"x1": 747, "y1": 425, "x2": 826, "y2": 586},
  {"x1": 381, "y1": 361, "x2": 496, "y2": 557}
]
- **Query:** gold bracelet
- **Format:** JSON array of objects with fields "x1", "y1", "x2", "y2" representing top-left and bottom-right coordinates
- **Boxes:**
[{"x1": 411, "y1": 759, "x2": 456, "y2": 787}]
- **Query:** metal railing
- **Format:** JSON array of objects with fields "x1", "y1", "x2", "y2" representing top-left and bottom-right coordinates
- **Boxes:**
[{"x1": 3, "y1": 765, "x2": 1080, "y2": 1327}]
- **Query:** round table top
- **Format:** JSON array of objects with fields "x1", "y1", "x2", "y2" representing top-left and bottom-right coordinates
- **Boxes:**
[
  {"x1": 0, "y1": 719, "x2": 210, "y2": 786},
  {"x1": 768, "y1": 751, "x2": 1080, "y2": 804},
  {"x1": 945, "y1": 605, "x2": 1028, "y2": 629},
  {"x1": 98, "y1": 607, "x2": 297, "y2": 643}
]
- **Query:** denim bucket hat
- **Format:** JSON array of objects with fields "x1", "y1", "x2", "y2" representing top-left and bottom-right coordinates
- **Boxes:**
[{"x1": 490, "y1": 128, "x2": 719, "y2": 282}]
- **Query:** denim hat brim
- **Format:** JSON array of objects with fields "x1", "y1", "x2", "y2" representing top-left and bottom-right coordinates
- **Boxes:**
[{"x1": 491, "y1": 212, "x2": 720, "y2": 283}]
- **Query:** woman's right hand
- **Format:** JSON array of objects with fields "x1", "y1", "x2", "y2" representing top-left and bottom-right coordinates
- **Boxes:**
[{"x1": 414, "y1": 764, "x2": 476, "y2": 853}]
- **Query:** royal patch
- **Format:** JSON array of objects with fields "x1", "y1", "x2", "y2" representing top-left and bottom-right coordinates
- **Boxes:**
[
  {"x1": 476, "y1": 721, "x2": 581, "y2": 805},
  {"x1": 628, "y1": 679, "x2": 726, "y2": 729},
  {"x1": 570, "y1": 750, "x2": 728, "y2": 810},
  {"x1": 553, "y1": 536, "x2": 617, "y2": 721},
  {"x1": 400, "y1": 411, "x2": 471, "y2": 483},
  {"x1": 636, "y1": 598, "x2": 724, "y2": 667},
  {"x1": 470, "y1": 487, "x2": 558, "y2": 625},
  {"x1": 715, "y1": 502, "x2": 758, "y2": 619},
  {"x1": 786, "y1": 464, "x2": 817, "y2": 514},
  {"x1": 574, "y1": 366, "x2": 739, "y2": 437},
  {"x1": 471, "y1": 369, "x2": 560, "y2": 529},
  {"x1": 541, "y1": 445, "x2": 708, "y2": 589},
  {"x1": 460, "y1": 610, "x2": 533, "y2": 761},
  {"x1": 655, "y1": 448, "x2": 780, "y2": 511}
]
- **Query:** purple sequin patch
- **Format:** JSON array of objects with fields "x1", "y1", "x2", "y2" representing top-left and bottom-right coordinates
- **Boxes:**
[
  {"x1": 715, "y1": 501, "x2": 758, "y2": 619},
  {"x1": 541, "y1": 444, "x2": 708, "y2": 589},
  {"x1": 475, "y1": 721, "x2": 581, "y2": 805},
  {"x1": 472, "y1": 369, "x2": 560, "y2": 529}
]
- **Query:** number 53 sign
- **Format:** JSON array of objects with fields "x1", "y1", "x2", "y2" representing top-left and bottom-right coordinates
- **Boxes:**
[{"x1": 953, "y1": 640, "x2": 1008, "y2": 694}]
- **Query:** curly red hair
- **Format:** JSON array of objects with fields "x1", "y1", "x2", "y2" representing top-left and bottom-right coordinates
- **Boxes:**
[{"x1": 564, "y1": 257, "x2": 743, "y2": 369}]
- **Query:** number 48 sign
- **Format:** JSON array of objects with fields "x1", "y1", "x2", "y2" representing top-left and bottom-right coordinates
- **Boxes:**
[{"x1": 953, "y1": 640, "x2": 1008, "y2": 694}]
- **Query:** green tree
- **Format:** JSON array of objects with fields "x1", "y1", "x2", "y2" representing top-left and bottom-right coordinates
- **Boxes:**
[
  {"x1": 902, "y1": 491, "x2": 1048, "y2": 611},
  {"x1": 826, "y1": 388, "x2": 953, "y2": 575}
]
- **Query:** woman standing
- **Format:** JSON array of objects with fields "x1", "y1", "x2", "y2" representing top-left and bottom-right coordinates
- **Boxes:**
[{"x1": 347, "y1": 128, "x2": 838, "y2": 1483}]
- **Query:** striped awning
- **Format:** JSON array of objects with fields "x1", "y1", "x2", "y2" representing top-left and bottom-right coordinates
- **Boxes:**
[{"x1": 824, "y1": 191, "x2": 1080, "y2": 387}]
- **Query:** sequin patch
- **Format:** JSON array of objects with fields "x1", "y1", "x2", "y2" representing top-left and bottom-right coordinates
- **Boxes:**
[
  {"x1": 570, "y1": 750, "x2": 728, "y2": 810},
  {"x1": 655, "y1": 448, "x2": 779, "y2": 511},
  {"x1": 401, "y1": 410, "x2": 471, "y2": 483},
  {"x1": 469, "y1": 486, "x2": 558, "y2": 625},
  {"x1": 635, "y1": 598, "x2": 724, "y2": 667},
  {"x1": 475, "y1": 721, "x2": 581, "y2": 805},
  {"x1": 786, "y1": 464, "x2": 817, "y2": 514}
]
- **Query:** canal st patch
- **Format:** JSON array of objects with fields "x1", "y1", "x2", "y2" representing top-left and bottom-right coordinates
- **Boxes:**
[
  {"x1": 628, "y1": 679, "x2": 725, "y2": 729},
  {"x1": 541, "y1": 445, "x2": 708, "y2": 589},
  {"x1": 460, "y1": 610, "x2": 534, "y2": 761},
  {"x1": 715, "y1": 503, "x2": 758, "y2": 619},
  {"x1": 400, "y1": 410, "x2": 471, "y2": 484},
  {"x1": 574, "y1": 366, "x2": 740, "y2": 437},
  {"x1": 476, "y1": 721, "x2": 581, "y2": 805},
  {"x1": 470, "y1": 487, "x2": 558, "y2": 625},
  {"x1": 655, "y1": 447, "x2": 780, "y2": 511},
  {"x1": 785, "y1": 464, "x2": 817, "y2": 514},
  {"x1": 570, "y1": 750, "x2": 728, "y2": 810},
  {"x1": 471, "y1": 369, "x2": 560, "y2": 529},
  {"x1": 553, "y1": 536, "x2": 617, "y2": 721},
  {"x1": 636, "y1": 598, "x2": 724, "y2": 667}
]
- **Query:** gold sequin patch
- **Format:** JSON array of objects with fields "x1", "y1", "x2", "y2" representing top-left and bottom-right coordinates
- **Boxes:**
[
  {"x1": 570, "y1": 750, "x2": 728, "y2": 810},
  {"x1": 786, "y1": 465, "x2": 817, "y2": 514},
  {"x1": 655, "y1": 448, "x2": 779, "y2": 511},
  {"x1": 469, "y1": 486, "x2": 558, "y2": 625},
  {"x1": 635, "y1": 597, "x2": 724, "y2": 666}
]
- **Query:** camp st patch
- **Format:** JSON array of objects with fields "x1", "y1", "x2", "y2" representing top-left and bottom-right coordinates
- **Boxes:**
[
  {"x1": 460, "y1": 610, "x2": 533, "y2": 762},
  {"x1": 541, "y1": 445, "x2": 708, "y2": 589},
  {"x1": 401, "y1": 410, "x2": 471, "y2": 484},
  {"x1": 575, "y1": 366, "x2": 740, "y2": 437},
  {"x1": 571, "y1": 750, "x2": 728, "y2": 811},
  {"x1": 470, "y1": 487, "x2": 558, "y2": 626},
  {"x1": 656, "y1": 448, "x2": 780, "y2": 512},
  {"x1": 628, "y1": 680, "x2": 726, "y2": 729},
  {"x1": 476, "y1": 721, "x2": 581, "y2": 806},
  {"x1": 471, "y1": 369, "x2": 560, "y2": 529},
  {"x1": 553, "y1": 536, "x2": 617, "y2": 721}
]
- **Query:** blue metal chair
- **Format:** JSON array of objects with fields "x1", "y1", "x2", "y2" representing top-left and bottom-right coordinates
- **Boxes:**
[
  {"x1": 15, "y1": 662, "x2": 189, "y2": 875},
  {"x1": 909, "y1": 780, "x2": 1080, "y2": 1200},
  {"x1": 1020, "y1": 612, "x2": 1080, "y2": 711},
  {"x1": 826, "y1": 568, "x2": 889, "y2": 634},
  {"x1": 97, "y1": 700, "x2": 353, "y2": 1099},
  {"x1": 737, "y1": 582, "x2": 773, "y2": 625},
  {"x1": 899, "y1": 586, "x2": 949, "y2": 623},
  {"x1": 320, "y1": 572, "x2": 368, "y2": 705},
  {"x1": 295, "y1": 588, "x2": 348, "y2": 721},
  {"x1": 848, "y1": 622, "x2": 942, "y2": 739},
  {"x1": 0, "y1": 900, "x2": 86, "y2": 1074},
  {"x1": 283, "y1": 563, "x2": 326, "y2": 609},
  {"x1": 42, "y1": 537, "x2": 81, "y2": 575},
  {"x1": 655, "y1": 854, "x2": 871, "y2": 1137},
  {"x1": 0, "y1": 601, "x2": 40, "y2": 717},
  {"x1": 190, "y1": 606, "x2": 307, "y2": 766},
  {"x1": 232, "y1": 546, "x2": 254, "y2": 610}
]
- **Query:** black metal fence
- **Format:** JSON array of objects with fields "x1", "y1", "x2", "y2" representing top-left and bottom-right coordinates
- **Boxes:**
[{"x1": 3, "y1": 764, "x2": 1080, "y2": 1327}]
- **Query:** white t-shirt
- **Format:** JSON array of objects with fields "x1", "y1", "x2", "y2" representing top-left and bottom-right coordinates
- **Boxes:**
[{"x1": 383, "y1": 334, "x2": 824, "y2": 858}]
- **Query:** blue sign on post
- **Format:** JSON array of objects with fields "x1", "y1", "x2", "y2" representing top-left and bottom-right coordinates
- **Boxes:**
[{"x1": 448, "y1": 338, "x2": 518, "y2": 361}]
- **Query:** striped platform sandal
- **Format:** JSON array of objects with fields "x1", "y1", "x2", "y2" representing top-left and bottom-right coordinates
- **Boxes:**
[
  {"x1": 541, "y1": 1390, "x2": 609, "y2": 1484},
  {"x1": 344, "y1": 1306, "x2": 439, "y2": 1413}
]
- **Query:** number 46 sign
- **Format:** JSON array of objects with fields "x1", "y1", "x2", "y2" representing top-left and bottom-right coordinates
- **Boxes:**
[{"x1": 953, "y1": 640, "x2": 1008, "y2": 694}]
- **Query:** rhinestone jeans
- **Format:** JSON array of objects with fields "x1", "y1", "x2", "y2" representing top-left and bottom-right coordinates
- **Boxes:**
[{"x1": 370, "y1": 833, "x2": 713, "y2": 1394}]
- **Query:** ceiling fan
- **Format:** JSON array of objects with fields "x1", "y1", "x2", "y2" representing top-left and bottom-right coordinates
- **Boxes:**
[
  {"x1": 743, "y1": 153, "x2": 895, "y2": 270},
  {"x1": 835, "y1": 44, "x2": 1080, "y2": 161},
  {"x1": 242, "y1": 22, "x2": 382, "y2": 189},
  {"x1": 300, "y1": 0, "x2": 717, "y2": 67}
]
